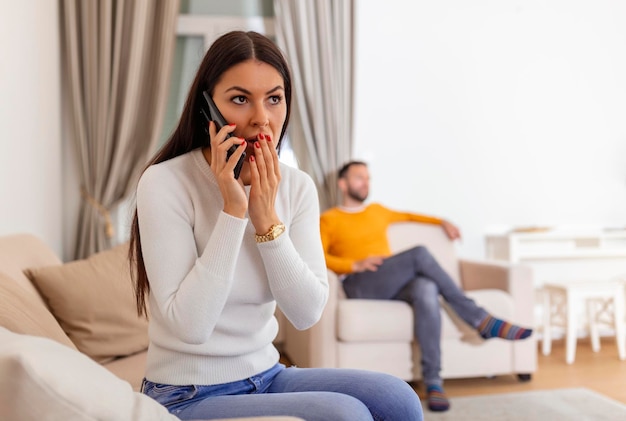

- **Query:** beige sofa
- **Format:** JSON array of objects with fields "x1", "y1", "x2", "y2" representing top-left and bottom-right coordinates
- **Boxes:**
[
  {"x1": 0, "y1": 233, "x2": 299, "y2": 421},
  {"x1": 283, "y1": 222, "x2": 537, "y2": 382}
]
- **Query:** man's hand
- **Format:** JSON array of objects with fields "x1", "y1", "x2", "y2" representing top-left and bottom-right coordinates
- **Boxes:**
[
  {"x1": 352, "y1": 256, "x2": 385, "y2": 273},
  {"x1": 441, "y1": 219, "x2": 462, "y2": 241}
]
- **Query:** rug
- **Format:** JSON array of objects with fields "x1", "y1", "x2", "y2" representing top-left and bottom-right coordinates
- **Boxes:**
[{"x1": 423, "y1": 388, "x2": 626, "y2": 421}]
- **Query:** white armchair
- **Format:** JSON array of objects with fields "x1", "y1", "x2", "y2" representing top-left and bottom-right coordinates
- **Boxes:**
[{"x1": 282, "y1": 222, "x2": 537, "y2": 382}]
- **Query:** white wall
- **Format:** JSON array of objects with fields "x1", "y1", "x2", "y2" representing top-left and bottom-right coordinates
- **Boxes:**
[
  {"x1": 354, "y1": 0, "x2": 626, "y2": 258},
  {"x1": 0, "y1": 1, "x2": 63, "y2": 256}
]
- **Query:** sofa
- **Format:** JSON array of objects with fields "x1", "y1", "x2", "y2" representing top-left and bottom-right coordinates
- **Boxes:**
[
  {"x1": 282, "y1": 222, "x2": 537, "y2": 382},
  {"x1": 0, "y1": 233, "x2": 300, "y2": 421}
]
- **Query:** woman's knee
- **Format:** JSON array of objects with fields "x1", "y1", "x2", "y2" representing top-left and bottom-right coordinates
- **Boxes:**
[
  {"x1": 370, "y1": 374, "x2": 424, "y2": 420},
  {"x1": 302, "y1": 392, "x2": 373, "y2": 421}
]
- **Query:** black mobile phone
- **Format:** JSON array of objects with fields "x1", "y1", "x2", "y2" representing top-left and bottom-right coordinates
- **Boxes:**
[{"x1": 200, "y1": 90, "x2": 245, "y2": 179}]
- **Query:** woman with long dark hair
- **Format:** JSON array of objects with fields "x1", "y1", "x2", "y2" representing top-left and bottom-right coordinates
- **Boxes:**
[{"x1": 129, "y1": 31, "x2": 423, "y2": 420}]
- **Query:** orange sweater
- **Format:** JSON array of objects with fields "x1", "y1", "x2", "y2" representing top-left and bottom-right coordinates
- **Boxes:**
[{"x1": 320, "y1": 203, "x2": 442, "y2": 274}]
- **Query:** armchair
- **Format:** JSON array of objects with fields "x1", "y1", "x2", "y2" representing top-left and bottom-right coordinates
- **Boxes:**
[{"x1": 282, "y1": 222, "x2": 537, "y2": 381}]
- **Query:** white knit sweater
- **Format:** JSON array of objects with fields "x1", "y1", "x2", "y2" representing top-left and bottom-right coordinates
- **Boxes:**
[{"x1": 136, "y1": 148, "x2": 329, "y2": 385}]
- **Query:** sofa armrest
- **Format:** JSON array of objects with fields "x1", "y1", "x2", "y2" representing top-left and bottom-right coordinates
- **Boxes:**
[
  {"x1": 282, "y1": 269, "x2": 338, "y2": 368},
  {"x1": 459, "y1": 259, "x2": 535, "y2": 326}
]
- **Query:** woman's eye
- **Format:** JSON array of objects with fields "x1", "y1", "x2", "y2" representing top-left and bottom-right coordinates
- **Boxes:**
[
  {"x1": 269, "y1": 95, "x2": 283, "y2": 105},
  {"x1": 232, "y1": 96, "x2": 247, "y2": 104}
]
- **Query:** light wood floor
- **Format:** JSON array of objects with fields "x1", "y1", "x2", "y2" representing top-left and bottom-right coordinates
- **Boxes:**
[{"x1": 410, "y1": 337, "x2": 626, "y2": 403}]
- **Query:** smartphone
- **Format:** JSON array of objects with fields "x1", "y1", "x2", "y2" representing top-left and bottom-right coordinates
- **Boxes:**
[{"x1": 200, "y1": 90, "x2": 245, "y2": 179}]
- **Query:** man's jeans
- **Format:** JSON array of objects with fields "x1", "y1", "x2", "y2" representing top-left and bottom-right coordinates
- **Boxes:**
[
  {"x1": 142, "y1": 363, "x2": 423, "y2": 421},
  {"x1": 342, "y1": 246, "x2": 488, "y2": 386}
]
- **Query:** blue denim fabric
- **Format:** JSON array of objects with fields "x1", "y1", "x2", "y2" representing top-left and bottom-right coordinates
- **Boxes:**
[{"x1": 142, "y1": 363, "x2": 423, "y2": 421}]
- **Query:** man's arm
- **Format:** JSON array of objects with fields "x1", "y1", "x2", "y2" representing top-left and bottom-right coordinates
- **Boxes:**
[{"x1": 390, "y1": 207, "x2": 461, "y2": 241}]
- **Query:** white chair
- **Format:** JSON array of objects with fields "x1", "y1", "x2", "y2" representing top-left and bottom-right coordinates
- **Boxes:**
[
  {"x1": 282, "y1": 222, "x2": 537, "y2": 382},
  {"x1": 542, "y1": 280, "x2": 626, "y2": 364}
]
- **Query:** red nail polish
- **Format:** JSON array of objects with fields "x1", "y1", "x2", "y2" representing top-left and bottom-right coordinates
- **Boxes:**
[
  {"x1": 250, "y1": 155, "x2": 255, "y2": 162},
  {"x1": 266, "y1": 135, "x2": 272, "y2": 142},
  {"x1": 259, "y1": 133, "x2": 265, "y2": 140},
  {"x1": 240, "y1": 139, "x2": 246, "y2": 146},
  {"x1": 255, "y1": 141, "x2": 260, "y2": 148},
  {"x1": 228, "y1": 123, "x2": 236, "y2": 126}
]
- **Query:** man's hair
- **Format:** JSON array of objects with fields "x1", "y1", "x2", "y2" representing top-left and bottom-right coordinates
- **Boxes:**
[{"x1": 338, "y1": 161, "x2": 367, "y2": 179}]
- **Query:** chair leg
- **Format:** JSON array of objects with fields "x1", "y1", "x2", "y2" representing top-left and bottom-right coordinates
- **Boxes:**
[
  {"x1": 542, "y1": 289, "x2": 553, "y2": 356},
  {"x1": 614, "y1": 291, "x2": 626, "y2": 360},
  {"x1": 565, "y1": 289, "x2": 577, "y2": 364},
  {"x1": 587, "y1": 298, "x2": 601, "y2": 353}
]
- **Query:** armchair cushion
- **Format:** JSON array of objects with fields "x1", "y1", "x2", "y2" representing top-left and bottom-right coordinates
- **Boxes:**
[{"x1": 337, "y1": 299, "x2": 413, "y2": 342}]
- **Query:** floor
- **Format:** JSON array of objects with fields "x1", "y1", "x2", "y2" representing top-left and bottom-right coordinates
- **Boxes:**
[{"x1": 411, "y1": 337, "x2": 626, "y2": 404}]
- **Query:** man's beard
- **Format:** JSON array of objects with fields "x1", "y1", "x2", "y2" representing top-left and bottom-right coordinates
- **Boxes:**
[{"x1": 347, "y1": 186, "x2": 368, "y2": 203}]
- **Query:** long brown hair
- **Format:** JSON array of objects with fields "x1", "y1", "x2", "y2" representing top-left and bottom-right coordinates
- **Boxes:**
[{"x1": 129, "y1": 31, "x2": 293, "y2": 317}]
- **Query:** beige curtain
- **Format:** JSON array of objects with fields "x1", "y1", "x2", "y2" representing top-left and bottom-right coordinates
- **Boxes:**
[
  {"x1": 60, "y1": 0, "x2": 180, "y2": 259},
  {"x1": 273, "y1": 0, "x2": 355, "y2": 210}
]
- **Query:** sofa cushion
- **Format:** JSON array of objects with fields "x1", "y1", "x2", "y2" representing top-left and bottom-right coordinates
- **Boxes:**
[
  {"x1": 337, "y1": 299, "x2": 414, "y2": 342},
  {"x1": 0, "y1": 272, "x2": 76, "y2": 350},
  {"x1": 0, "y1": 327, "x2": 179, "y2": 421},
  {"x1": 25, "y1": 243, "x2": 149, "y2": 363}
]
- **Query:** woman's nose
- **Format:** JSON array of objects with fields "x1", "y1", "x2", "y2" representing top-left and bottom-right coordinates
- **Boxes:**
[{"x1": 250, "y1": 103, "x2": 269, "y2": 127}]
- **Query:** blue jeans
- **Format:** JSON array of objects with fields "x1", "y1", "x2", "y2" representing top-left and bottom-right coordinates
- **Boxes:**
[
  {"x1": 142, "y1": 363, "x2": 423, "y2": 420},
  {"x1": 342, "y1": 246, "x2": 488, "y2": 386}
]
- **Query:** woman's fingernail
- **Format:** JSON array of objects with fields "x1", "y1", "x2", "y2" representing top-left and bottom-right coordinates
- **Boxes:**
[
  {"x1": 255, "y1": 141, "x2": 260, "y2": 148},
  {"x1": 240, "y1": 139, "x2": 246, "y2": 146},
  {"x1": 266, "y1": 135, "x2": 271, "y2": 142},
  {"x1": 250, "y1": 155, "x2": 255, "y2": 162},
  {"x1": 259, "y1": 133, "x2": 265, "y2": 140},
  {"x1": 228, "y1": 123, "x2": 236, "y2": 126}
]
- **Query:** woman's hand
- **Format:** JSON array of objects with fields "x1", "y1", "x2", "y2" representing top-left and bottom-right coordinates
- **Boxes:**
[
  {"x1": 208, "y1": 121, "x2": 248, "y2": 218},
  {"x1": 248, "y1": 134, "x2": 281, "y2": 234}
]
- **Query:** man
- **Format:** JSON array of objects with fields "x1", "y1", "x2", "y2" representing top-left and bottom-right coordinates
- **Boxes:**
[{"x1": 320, "y1": 161, "x2": 532, "y2": 412}]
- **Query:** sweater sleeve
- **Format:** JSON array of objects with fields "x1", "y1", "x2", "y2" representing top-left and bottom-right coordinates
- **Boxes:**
[
  {"x1": 137, "y1": 166, "x2": 247, "y2": 344},
  {"x1": 383, "y1": 205, "x2": 443, "y2": 226},
  {"x1": 256, "y1": 171, "x2": 329, "y2": 331}
]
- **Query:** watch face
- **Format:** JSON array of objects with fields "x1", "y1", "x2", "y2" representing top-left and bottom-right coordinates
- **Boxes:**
[
  {"x1": 272, "y1": 225, "x2": 285, "y2": 237},
  {"x1": 256, "y1": 223, "x2": 285, "y2": 243}
]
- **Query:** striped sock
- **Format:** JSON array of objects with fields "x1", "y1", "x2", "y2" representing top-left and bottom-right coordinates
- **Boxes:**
[
  {"x1": 426, "y1": 384, "x2": 450, "y2": 412},
  {"x1": 478, "y1": 315, "x2": 533, "y2": 340}
]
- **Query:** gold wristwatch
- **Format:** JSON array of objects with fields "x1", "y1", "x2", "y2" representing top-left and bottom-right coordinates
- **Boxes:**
[{"x1": 255, "y1": 223, "x2": 286, "y2": 243}]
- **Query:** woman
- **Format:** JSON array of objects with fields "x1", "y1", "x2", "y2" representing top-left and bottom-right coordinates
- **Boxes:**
[{"x1": 129, "y1": 31, "x2": 423, "y2": 421}]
